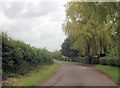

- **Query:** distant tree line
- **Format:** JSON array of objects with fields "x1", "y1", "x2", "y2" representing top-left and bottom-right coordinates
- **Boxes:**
[
  {"x1": 2, "y1": 32, "x2": 53, "y2": 79},
  {"x1": 52, "y1": 50, "x2": 61, "y2": 59},
  {"x1": 61, "y1": 38, "x2": 79, "y2": 58}
]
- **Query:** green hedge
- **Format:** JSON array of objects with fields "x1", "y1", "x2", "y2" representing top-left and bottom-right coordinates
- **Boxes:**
[
  {"x1": 59, "y1": 56, "x2": 70, "y2": 61},
  {"x1": 99, "y1": 56, "x2": 119, "y2": 67},
  {"x1": 74, "y1": 57, "x2": 89, "y2": 64},
  {"x1": 2, "y1": 33, "x2": 53, "y2": 78},
  {"x1": 59, "y1": 56, "x2": 89, "y2": 64}
]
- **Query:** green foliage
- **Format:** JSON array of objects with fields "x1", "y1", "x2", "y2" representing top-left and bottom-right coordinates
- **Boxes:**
[
  {"x1": 59, "y1": 55, "x2": 70, "y2": 61},
  {"x1": 96, "y1": 65, "x2": 119, "y2": 84},
  {"x1": 61, "y1": 38, "x2": 79, "y2": 57},
  {"x1": 9, "y1": 83, "x2": 16, "y2": 86},
  {"x1": 17, "y1": 63, "x2": 59, "y2": 86},
  {"x1": 107, "y1": 47, "x2": 118, "y2": 57},
  {"x1": 2, "y1": 32, "x2": 53, "y2": 79},
  {"x1": 62, "y1": 2, "x2": 119, "y2": 60},
  {"x1": 75, "y1": 57, "x2": 89, "y2": 64},
  {"x1": 99, "y1": 56, "x2": 119, "y2": 67},
  {"x1": 52, "y1": 50, "x2": 61, "y2": 59},
  {"x1": 59, "y1": 56, "x2": 89, "y2": 64}
]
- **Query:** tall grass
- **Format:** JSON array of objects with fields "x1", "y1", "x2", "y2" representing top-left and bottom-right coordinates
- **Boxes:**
[{"x1": 3, "y1": 63, "x2": 60, "y2": 87}]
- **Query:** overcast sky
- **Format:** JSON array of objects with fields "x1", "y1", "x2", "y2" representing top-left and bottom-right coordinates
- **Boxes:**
[{"x1": 0, "y1": 0, "x2": 71, "y2": 51}]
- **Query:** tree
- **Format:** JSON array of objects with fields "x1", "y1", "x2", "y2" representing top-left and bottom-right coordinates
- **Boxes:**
[
  {"x1": 61, "y1": 38, "x2": 78, "y2": 57},
  {"x1": 62, "y1": 2, "x2": 119, "y2": 63},
  {"x1": 52, "y1": 50, "x2": 61, "y2": 59}
]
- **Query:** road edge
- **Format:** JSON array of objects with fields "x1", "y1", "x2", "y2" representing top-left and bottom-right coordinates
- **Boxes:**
[{"x1": 35, "y1": 63, "x2": 61, "y2": 86}]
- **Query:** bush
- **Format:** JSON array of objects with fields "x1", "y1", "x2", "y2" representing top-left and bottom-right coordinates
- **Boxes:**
[
  {"x1": 74, "y1": 56, "x2": 89, "y2": 64},
  {"x1": 99, "y1": 59, "x2": 107, "y2": 65},
  {"x1": 59, "y1": 56, "x2": 90, "y2": 64},
  {"x1": 99, "y1": 56, "x2": 119, "y2": 67},
  {"x1": 59, "y1": 56, "x2": 70, "y2": 61},
  {"x1": 2, "y1": 33, "x2": 53, "y2": 79}
]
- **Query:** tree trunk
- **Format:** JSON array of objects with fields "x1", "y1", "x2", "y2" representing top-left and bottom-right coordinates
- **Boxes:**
[{"x1": 88, "y1": 55, "x2": 92, "y2": 64}]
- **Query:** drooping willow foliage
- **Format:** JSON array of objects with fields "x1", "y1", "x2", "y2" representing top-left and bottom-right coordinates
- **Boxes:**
[
  {"x1": 62, "y1": 2, "x2": 119, "y2": 57},
  {"x1": 2, "y1": 32, "x2": 53, "y2": 78}
]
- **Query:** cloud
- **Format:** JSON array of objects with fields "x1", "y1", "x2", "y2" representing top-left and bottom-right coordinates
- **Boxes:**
[
  {"x1": 0, "y1": 2, "x2": 25, "y2": 19},
  {"x1": 0, "y1": 0, "x2": 68, "y2": 51},
  {"x1": 0, "y1": 1, "x2": 60, "y2": 19}
]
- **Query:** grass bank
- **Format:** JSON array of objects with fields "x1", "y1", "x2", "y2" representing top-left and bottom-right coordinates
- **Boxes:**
[
  {"x1": 3, "y1": 63, "x2": 60, "y2": 87},
  {"x1": 95, "y1": 65, "x2": 119, "y2": 84}
]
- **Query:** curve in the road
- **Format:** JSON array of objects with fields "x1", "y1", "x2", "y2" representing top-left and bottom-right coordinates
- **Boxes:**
[{"x1": 38, "y1": 61, "x2": 118, "y2": 86}]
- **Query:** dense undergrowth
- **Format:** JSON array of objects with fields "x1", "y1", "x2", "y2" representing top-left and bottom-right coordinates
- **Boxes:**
[{"x1": 2, "y1": 32, "x2": 53, "y2": 79}]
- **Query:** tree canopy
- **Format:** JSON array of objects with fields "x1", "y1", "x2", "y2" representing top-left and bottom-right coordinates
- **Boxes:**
[
  {"x1": 61, "y1": 38, "x2": 78, "y2": 57},
  {"x1": 62, "y1": 2, "x2": 119, "y2": 57}
]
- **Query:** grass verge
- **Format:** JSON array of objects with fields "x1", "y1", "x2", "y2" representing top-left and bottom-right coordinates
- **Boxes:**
[
  {"x1": 95, "y1": 65, "x2": 119, "y2": 84},
  {"x1": 3, "y1": 63, "x2": 60, "y2": 87}
]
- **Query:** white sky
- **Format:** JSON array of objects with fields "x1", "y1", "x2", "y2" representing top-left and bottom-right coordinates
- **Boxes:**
[{"x1": 0, "y1": 0, "x2": 70, "y2": 51}]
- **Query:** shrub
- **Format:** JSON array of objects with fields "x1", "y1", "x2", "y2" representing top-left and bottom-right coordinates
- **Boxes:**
[
  {"x1": 74, "y1": 56, "x2": 89, "y2": 64},
  {"x1": 2, "y1": 33, "x2": 53, "y2": 78},
  {"x1": 59, "y1": 56, "x2": 70, "y2": 61},
  {"x1": 99, "y1": 59, "x2": 107, "y2": 65},
  {"x1": 99, "y1": 56, "x2": 119, "y2": 67}
]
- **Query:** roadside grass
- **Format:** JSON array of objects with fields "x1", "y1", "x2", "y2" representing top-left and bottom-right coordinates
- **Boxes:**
[
  {"x1": 96, "y1": 65, "x2": 119, "y2": 84},
  {"x1": 3, "y1": 63, "x2": 60, "y2": 87},
  {"x1": 18, "y1": 63, "x2": 59, "y2": 86}
]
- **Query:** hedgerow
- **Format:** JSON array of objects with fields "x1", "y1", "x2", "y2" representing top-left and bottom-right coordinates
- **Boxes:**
[
  {"x1": 2, "y1": 32, "x2": 53, "y2": 78},
  {"x1": 99, "y1": 56, "x2": 119, "y2": 67}
]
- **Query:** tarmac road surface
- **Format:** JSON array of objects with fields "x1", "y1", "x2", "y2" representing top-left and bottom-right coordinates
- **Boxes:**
[{"x1": 38, "y1": 61, "x2": 118, "y2": 86}]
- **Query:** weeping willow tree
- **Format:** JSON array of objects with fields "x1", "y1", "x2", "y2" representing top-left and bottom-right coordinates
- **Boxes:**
[{"x1": 62, "y1": 2, "x2": 120, "y2": 63}]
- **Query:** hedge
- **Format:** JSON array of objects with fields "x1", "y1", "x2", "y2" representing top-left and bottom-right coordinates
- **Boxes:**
[
  {"x1": 59, "y1": 55, "x2": 119, "y2": 67},
  {"x1": 74, "y1": 57, "x2": 90, "y2": 64},
  {"x1": 99, "y1": 56, "x2": 119, "y2": 67},
  {"x1": 59, "y1": 56, "x2": 89, "y2": 64},
  {"x1": 2, "y1": 33, "x2": 53, "y2": 79},
  {"x1": 59, "y1": 56, "x2": 70, "y2": 61}
]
